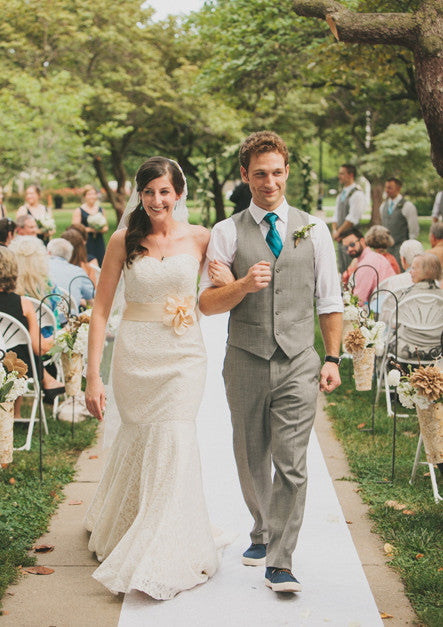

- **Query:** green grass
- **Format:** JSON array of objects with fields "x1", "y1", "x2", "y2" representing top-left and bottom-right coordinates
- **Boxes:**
[{"x1": 0, "y1": 409, "x2": 97, "y2": 612}]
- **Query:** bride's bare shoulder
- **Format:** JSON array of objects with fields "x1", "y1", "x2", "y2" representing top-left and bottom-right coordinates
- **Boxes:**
[
  {"x1": 187, "y1": 223, "x2": 210, "y2": 247},
  {"x1": 109, "y1": 228, "x2": 127, "y2": 245}
]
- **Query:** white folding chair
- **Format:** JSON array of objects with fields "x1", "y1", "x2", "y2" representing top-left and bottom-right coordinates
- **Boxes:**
[
  {"x1": 376, "y1": 291, "x2": 443, "y2": 416},
  {"x1": 0, "y1": 312, "x2": 48, "y2": 451},
  {"x1": 409, "y1": 433, "x2": 442, "y2": 503},
  {"x1": 26, "y1": 297, "x2": 65, "y2": 416}
]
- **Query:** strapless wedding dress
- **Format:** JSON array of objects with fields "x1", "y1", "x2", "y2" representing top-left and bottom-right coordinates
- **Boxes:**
[{"x1": 84, "y1": 254, "x2": 227, "y2": 600}]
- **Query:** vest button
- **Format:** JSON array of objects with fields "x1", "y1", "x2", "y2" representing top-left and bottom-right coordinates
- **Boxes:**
[
  {"x1": 275, "y1": 289, "x2": 281, "y2": 294},
  {"x1": 275, "y1": 268, "x2": 280, "y2": 273},
  {"x1": 275, "y1": 331, "x2": 280, "y2": 336},
  {"x1": 275, "y1": 311, "x2": 280, "y2": 316}
]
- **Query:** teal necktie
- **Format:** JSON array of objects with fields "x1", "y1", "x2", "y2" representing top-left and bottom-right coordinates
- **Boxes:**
[
  {"x1": 264, "y1": 212, "x2": 283, "y2": 258},
  {"x1": 388, "y1": 200, "x2": 394, "y2": 215},
  {"x1": 341, "y1": 189, "x2": 347, "y2": 201}
]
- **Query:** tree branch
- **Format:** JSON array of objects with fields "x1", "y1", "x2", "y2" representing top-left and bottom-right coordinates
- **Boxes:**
[{"x1": 292, "y1": 1, "x2": 417, "y2": 48}]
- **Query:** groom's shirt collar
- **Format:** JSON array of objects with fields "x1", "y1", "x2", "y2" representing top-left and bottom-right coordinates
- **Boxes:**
[{"x1": 249, "y1": 198, "x2": 289, "y2": 225}]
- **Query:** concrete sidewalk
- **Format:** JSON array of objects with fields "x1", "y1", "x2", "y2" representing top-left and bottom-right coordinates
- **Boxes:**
[{"x1": 1, "y1": 401, "x2": 417, "y2": 626}]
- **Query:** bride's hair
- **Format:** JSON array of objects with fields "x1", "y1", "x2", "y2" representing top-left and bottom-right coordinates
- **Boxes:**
[{"x1": 125, "y1": 157, "x2": 185, "y2": 266}]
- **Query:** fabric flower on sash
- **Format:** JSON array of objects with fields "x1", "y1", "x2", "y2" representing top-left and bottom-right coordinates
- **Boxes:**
[{"x1": 163, "y1": 295, "x2": 196, "y2": 335}]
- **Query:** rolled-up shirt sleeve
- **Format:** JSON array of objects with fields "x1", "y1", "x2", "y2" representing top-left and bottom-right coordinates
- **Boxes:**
[
  {"x1": 402, "y1": 201, "x2": 419, "y2": 240},
  {"x1": 346, "y1": 190, "x2": 367, "y2": 225},
  {"x1": 199, "y1": 218, "x2": 237, "y2": 293},
  {"x1": 312, "y1": 218, "x2": 344, "y2": 314}
]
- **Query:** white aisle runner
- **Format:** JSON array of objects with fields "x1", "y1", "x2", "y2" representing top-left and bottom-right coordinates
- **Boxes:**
[{"x1": 119, "y1": 313, "x2": 382, "y2": 626}]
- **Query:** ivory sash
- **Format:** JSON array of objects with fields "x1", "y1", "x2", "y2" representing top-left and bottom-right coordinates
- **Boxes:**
[{"x1": 122, "y1": 302, "x2": 165, "y2": 322}]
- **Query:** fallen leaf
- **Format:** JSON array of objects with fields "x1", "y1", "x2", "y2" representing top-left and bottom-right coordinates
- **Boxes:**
[
  {"x1": 380, "y1": 612, "x2": 394, "y2": 619},
  {"x1": 346, "y1": 520, "x2": 353, "y2": 524},
  {"x1": 423, "y1": 472, "x2": 431, "y2": 477},
  {"x1": 33, "y1": 544, "x2": 54, "y2": 553},
  {"x1": 9, "y1": 477, "x2": 15, "y2": 485},
  {"x1": 384, "y1": 543, "x2": 394, "y2": 554},
  {"x1": 328, "y1": 402, "x2": 337, "y2": 406},
  {"x1": 438, "y1": 567, "x2": 443, "y2": 572},
  {"x1": 1, "y1": 611, "x2": 9, "y2": 615},
  {"x1": 402, "y1": 431, "x2": 416, "y2": 438},
  {"x1": 68, "y1": 500, "x2": 83, "y2": 506},
  {"x1": 384, "y1": 500, "x2": 407, "y2": 511},
  {"x1": 357, "y1": 422, "x2": 366, "y2": 429},
  {"x1": 415, "y1": 553, "x2": 424, "y2": 560},
  {"x1": 23, "y1": 566, "x2": 54, "y2": 575},
  {"x1": 1, "y1": 463, "x2": 9, "y2": 469},
  {"x1": 88, "y1": 455, "x2": 98, "y2": 459},
  {"x1": 402, "y1": 509, "x2": 415, "y2": 516}
]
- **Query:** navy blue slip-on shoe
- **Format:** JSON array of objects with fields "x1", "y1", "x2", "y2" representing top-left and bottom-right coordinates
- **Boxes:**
[
  {"x1": 242, "y1": 543, "x2": 267, "y2": 566},
  {"x1": 265, "y1": 567, "x2": 302, "y2": 593}
]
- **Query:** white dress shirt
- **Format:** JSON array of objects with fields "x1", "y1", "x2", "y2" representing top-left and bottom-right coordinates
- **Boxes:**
[
  {"x1": 200, "y1": 198, "x2": 343, "y2": 315},
  {"x1": 332, "y1": 183, "x2": 367, "y2": 225},
  {"x1": 388, "y1": 194, "x2": 419, "y2": 240}
]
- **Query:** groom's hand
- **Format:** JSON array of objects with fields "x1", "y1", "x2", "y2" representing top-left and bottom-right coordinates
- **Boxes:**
[
  {"x1": 320, "y1": 363, "x2": 341, "y2": 393},
  {"x1": 242, "y1": 261, "x2": 272, "y2": 293}
]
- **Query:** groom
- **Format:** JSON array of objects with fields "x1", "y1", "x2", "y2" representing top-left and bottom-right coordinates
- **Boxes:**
[{"x1": 199, "y1": 131, "x2": 343, "y2": 593}]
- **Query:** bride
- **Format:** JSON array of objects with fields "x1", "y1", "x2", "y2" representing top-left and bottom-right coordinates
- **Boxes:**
[{"x1": 84, "y1": 157, "x2": 230, "y2": 600}]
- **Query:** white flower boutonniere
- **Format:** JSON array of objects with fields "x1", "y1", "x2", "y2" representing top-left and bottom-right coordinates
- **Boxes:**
[{"x1": 292, "y1": 223, "x2": 315, "y2": 248}]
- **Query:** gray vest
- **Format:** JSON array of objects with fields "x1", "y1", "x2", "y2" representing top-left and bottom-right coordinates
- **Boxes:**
[
  {"x1": 381, "y1": 198, "x2": 408, "y2": 245},
  {"x1": 337, "y1": 187, "x2": 358, "y2": 226},
  {"x1": 228, "y1": 207, "x2": 315, "y2": 360}
]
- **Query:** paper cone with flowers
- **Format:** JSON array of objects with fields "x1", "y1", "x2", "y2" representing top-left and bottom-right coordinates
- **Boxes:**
[
  {"x1": 0, "y1": 352, "x2": 28, "y2": 464},
  {"x1": 49, "y1": 311, "x2": 90, "y2": 396},
  {"x1": 388, "y1": 363, "x2": 443, "y2": 464},
  {"x1": 344, "y1": 312, "x2": 385, "y2": 391}
]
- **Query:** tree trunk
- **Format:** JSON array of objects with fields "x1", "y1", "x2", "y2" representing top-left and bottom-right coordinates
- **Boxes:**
[
  {"x1": 292, "y1": 0, "x2": 443, "y2": 177},
  {"x1": 210, "y1": 167, "x2": 226, "y2": 224},
  {"x1": 369, "y1": 179, "x2": 383, "y2": 225},
  {"x1": 92, "y1": 155, "x2": 127, "y2": 224}
]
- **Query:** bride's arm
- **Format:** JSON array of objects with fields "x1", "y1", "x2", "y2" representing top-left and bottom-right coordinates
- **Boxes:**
[{"x1": 85, "y1": 230, "x2": 126, "y2": 421}]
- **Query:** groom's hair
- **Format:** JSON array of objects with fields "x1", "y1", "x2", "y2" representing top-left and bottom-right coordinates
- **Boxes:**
[{"x1": 239, "y1": 131, "x2": 289, "y2": 171}]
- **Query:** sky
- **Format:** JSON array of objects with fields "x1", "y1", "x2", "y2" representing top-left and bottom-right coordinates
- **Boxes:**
[{"x1": 145, "y1": 0, "x2": 206, "y2": 20}]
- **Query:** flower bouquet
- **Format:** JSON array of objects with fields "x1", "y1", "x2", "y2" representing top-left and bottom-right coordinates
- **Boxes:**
[
  {"x1": 344, "y1": 314, "x2": 385, "y2": 391},
  {"x1": 49, "y1": 312, "x2": 90, "y2": 396},
  {"x1": 388, "y1": 364, "x2": 443, "y2": 465},
  {"x1": 0, "y1": 352, "x2": 28, "y2": 464},
  {"x1": 87, "y1": 213, "x2": 106, "y2": 232},
  {"x1": 36, "y1": 216, "x2": 56, "y2": 234}
]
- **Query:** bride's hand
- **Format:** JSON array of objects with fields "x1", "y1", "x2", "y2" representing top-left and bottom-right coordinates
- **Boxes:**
[
  {"x1": 85, "y1": 375, "x2": 106, "y2": 422},
  {"x1": 208, "y1": 259, "x2": 235, "y2": 287}
]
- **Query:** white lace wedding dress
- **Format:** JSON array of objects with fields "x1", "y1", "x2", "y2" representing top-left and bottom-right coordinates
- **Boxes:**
[{"x1": 84, "y1": 254, "x2": 227, "y2": 600}]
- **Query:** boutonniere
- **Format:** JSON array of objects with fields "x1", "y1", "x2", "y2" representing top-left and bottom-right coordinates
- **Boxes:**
[{"x1": 292, "y1": 223, "x2": 315, "y2": 247}]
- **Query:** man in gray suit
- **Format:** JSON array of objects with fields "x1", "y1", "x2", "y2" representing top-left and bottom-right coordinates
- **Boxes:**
[{"x1": 199, "y1": 131, "x2": 343, "y2": 593}]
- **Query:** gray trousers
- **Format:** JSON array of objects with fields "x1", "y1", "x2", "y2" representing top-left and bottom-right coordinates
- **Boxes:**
[
  {"x1": 388, "y1": 243, "x2": 402, "y2": 268},
  {"x1": 337, "y1": 241, "x2": 351, "y2": 274},
  {"x1": 223, "y1": 344, "x2": 320, "y2": 570}
]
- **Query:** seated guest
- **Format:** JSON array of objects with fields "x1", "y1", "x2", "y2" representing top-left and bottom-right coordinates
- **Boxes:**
[
  {"x1": 379, "y1": 239, "x2": 424, "y2": 322},
  {"x1": 341, "y1": 226, "x2": 396, "y2": 306},
  {"x1": 429, "y1": 222, "x2": 443, "y2": 268},
  {"x1": 0, "y1": 247, "x2": 64, "y2": 416},
  {"x1": 15, "y1": 215, "x2": 38, "y2": 239},
  {"x1": 0, "y1": 218, "x2": 16, "y2": 246},
  {"x1": 47, "y1": 238, "x2": 95, "y2": 309},
  {"x1": 365, "y1": 225, "x2": 400, "y2": 274},
  {"x1": 9, "y1": 236, "x2": 61, "y2": 337},
  {"x1": 67, "y1": 223, "x2": 99, "y2": 267},
  {"x1": 393, "y1": 254, "x2": 442, "y2": 359},
  {"x1": 61, "y1": 229, "x2": 97, "y2": 288}
]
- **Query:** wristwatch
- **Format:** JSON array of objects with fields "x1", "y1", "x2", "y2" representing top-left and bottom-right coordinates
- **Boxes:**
[{"x1": 324, "y1": 355, "x2": 341, "y2": 366}]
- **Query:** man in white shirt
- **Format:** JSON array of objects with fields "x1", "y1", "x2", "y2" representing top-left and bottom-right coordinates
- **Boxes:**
[
  {"x1": 332, "y1": 164, "x2": 367, "y2": 274},
  {"x1": 380, "y1": 178, "x2": 419, "y2": 266},
  {"x1": 199, "y1": 131, "x2": 343, "y2": 594}
]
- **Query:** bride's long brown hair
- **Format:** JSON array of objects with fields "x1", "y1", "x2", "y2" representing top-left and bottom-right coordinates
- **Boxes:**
[{"x1": 125, "y1": 157, "x2": 185, "y2": 267}]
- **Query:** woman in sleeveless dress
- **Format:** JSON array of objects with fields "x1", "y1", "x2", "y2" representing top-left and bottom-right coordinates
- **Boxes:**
[
  {"x1": 84, "y1": 157, "x2": 231, "y2": 600},
  {"x1": 72, "y1": 185, "x2": 108, "y2": 266},
  {"x1": 16, "y1": 185, "x2": 55, "y2": 244}
]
